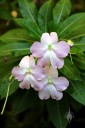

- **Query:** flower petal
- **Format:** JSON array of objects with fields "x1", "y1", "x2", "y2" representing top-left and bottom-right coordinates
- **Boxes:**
[
  {"x1": 38, "y1": 51, "x2": 50, "y2": 67},
  {"x1": 19, "y1": 56, "x2": 29, "y2": 68},
  {"x1": 54, "y1": 77, "x2": 69, "y2": 91},
  {"x1": 30, "y1": 75, "x2": 44, "y2": 91},
  {"x1": 50, "y1": 32, "x2": 58, "y2": 43},
  {"x1": 19, "y1": 55, "x2": 35, "y2": 68},
  {"x1": 32, "y1": 65, "x2": 46, "y2": 80},
  {"x1": 44, "y1": 66, "x2": 58, "y2": 79},
  {"x1": 19, "y1": 75, "x2": 31, "y2": 89},
  {"x1": 50, "y1": 51, "x2": 64, "y2": 69},
  {"x1": 41, "y1": 33, "x2": 52, "y2": 45},
  {"x1": 12, "y1": 67, "x2": 25, "y2": 81},
  {"x1": 29, "y1": 55, "x2": 35, "y2": 67},
  {"x1": 19, "y1": 81, "x2": 30, "y2": 89},
  {"x1": 38, "y1": 87, "x2": 50, "y2": 100},
  {"x1": 47, "y1": 85, "x2": 63, "y2": 100},
  {"x1": 30, "y1": 42, "x2": 47, "y2": 57},
  {"x1": 53, "y1": 41, "x2": 70, "y2": 58}
]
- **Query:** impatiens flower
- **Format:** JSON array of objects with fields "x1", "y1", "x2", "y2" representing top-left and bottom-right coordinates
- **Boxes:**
[
  {"x1": 12, "y1": 55, "x2": 46, "y2": 90},
  {"x1": 30, "y1": 32, "x2": 70, "y2": 69},
  {"x1": 38, "y1": 66, "x2": 69, "y2": 100}
]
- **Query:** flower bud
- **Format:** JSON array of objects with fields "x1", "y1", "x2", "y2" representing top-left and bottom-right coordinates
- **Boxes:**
[{"x1": 67, "y1": 40, "x2": 74, "y2": 46}]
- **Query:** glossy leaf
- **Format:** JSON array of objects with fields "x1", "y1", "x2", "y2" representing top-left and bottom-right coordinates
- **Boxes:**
[
  {"x1": 67, "y1": 81, "x2": 85, "y2": 105},
  {"x1": 38, "y1": 0, "x2": 54, "y2": 32},
  {"x1": 47, "y1": 97, "x2": 69, "y2": 128},
  {"x1": 0, "y1": 42, "x2": 31, "y2": 56},
  {"x1": 74, "y1": 42, "x2": 85, "y2": 52},
  {"x1": 14, "y1": 18, "x2": 41, "y2": 39},
  {"x1": 60, "y1": 58, "x2": 81, "y2": 80},
  {"x1": 0, "y1": 29, "x2": 33, "y2": 43},
  {"x1": 53, "y1": 0, "x2": 71, "y2": 26},
  {"x1": 11, "y1": 89, "x2": 37, "y2": 114},
  {"x1": 0, "y1": 77, "x2": 19, "y2": 99},
  {"x1": 18, "y1": 0, "x2": 41, "y2": 39},
  {"x1": 58, "y1": 13, "x2": 85, "y2": 39},
  {"x1": 73, "y1": 55, "x2": 85, "y2": 70},
  {"x1": 0, "y1": 56, "x2": 21, "y2": 80},
  {"x1": 19, "y1": 0, "x2": 38, "y2": 20}
]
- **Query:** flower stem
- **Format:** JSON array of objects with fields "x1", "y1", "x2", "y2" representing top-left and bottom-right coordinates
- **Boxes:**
[{"x1": 1, "y1": 75, "x2": 13, "y2": 115}]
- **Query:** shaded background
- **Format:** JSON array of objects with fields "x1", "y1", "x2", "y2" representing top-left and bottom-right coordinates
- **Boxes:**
[{"x1": 0, "y1": 0, "x2": 85, "y2": 128}]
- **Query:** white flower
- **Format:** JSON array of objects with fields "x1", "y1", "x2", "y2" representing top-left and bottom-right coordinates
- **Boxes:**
[
  {"x1": 38, "y1": 66, "x2": 69, "y2": 100},
  {"x1": 30, "y1": 32, "x2": 70, "y2": 69},
  {"x1": 12, "y1": 55, "x2": 46, "y2": 90}
]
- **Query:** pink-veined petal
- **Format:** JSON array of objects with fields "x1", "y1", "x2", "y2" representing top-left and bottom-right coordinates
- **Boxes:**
[
  {"x1": 44, "y1": 66, "x2": 58, "y2": 79},
  {"x1": 54, "y1": 77, "x2": 69, "y2": 91},
  {"x1": 41, "y1": 33, "x2": 52, "y2": 45},
  {"x1": 12, "y1": 67, "x2": 26, "y2": 81},
  {"x1": 30, "y1": 42, "x2": 47, "y2": 57},
  {"x1": 47, "y1": 85, "x2": 63, "y2": 100},
  {"x1": 32, "y1": 65, "x2": 46, "y2": 80},
  {"x1": 50, "y1": 51, "x2": 64, "y2": 69},
  {"x1": 38, "y1": 51, "x2": 50, "y2": 67},
  {"x1": 53, "y1": 41, "x2": 70, "y2": 58},
  {"x1": 50, "y1": 32, "x2": 58, "y2": 43}
]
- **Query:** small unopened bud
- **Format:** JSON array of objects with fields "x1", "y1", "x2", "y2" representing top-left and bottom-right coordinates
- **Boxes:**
[
  {"x1": 67, "y1": 40, "x2": 74, "y2": 47},
  {"x1": 11, "y1": 10, "x2": 18, "y2": 18},
  {"x1": 66, "y1": 108, "x2": 74, "y2": 123}
]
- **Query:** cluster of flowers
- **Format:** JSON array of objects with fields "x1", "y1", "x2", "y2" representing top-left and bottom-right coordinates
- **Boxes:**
[{"x1": 12, "y1": 32, "x2": 70, "y2": 100}]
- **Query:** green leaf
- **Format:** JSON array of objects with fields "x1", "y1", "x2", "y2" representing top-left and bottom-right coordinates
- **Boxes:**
[
  {"x1": 0, "y1": 42, "x2": 31, "y2": 56},
  {"x1": 0, "y1": 29, "x2": 33, "y2": 43},
  {"x1": 70, "y1": 45, "x2": 82, "y2": 54},
  {"x1": 14, "y1": 18, "x2": 41, "y2": 39},
  {"x1": 18, "y1": 0, "x2": 41, "y2": 39},
  {"x1": 47, "y1": 97, "x2": 69, "y2": 128},
  {"x1": 19, "y1": 0, "x2": 38, "y2": 20},
  {"x1": 74, "y1": 42, "x2": 85, "y2": 52},
  {"x1": 38, "y1": 0, "x2": 54, "y2": 32},
  {"x1": 73, "y1": 55, "x2": 85, "y2": 70},
  {"x1": 58, "y1": 13, "x2": 85, "y2": 39},
  {"x1": 0, "y1": 77, "x2": 19, "y2": 99},
  {"x1": 11, "y1": 89, "x2": 37, "y2": 114},
  {"x1": 53, "y1": 0, "x2": 71, "y2": 26},
  {"x1": 60, "y1": 58, "x2": 81, "y2": 80},
  {"x1": 0, "y1": 56, "x2": 21, "y2": 80},
  {"x1": 67, "y1": 81, "x2": 85, "y2": 105}
]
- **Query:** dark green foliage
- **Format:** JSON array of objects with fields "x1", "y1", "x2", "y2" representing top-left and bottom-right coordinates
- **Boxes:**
[{"x1": 0, "y1": 0, "x2": 85, "y2": 128}]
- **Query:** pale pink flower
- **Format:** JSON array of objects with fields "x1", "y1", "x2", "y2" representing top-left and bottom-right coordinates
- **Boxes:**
[
  {"x1": 30, "y1": 32, "x2": 70, "y2": 69},
  {"x1": 38, "y1": 66, "x2": 69, "y2": 100},
  {"x1": 12, "y1": 55, "x2": 46, "y2": 90}
]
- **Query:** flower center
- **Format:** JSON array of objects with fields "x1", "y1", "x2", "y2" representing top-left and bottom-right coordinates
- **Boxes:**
[
  {"x1": 48, "y1": 76, "x2": 53, "y2": 85},
  {"x1": 48, "y1": 44, "x2": 52, "y2": 51},
  {"x1": 26, "y1": 68, "x2": 32, "y2": 74}
]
